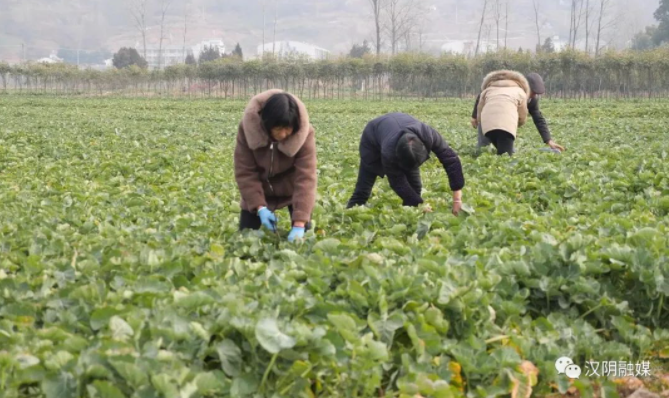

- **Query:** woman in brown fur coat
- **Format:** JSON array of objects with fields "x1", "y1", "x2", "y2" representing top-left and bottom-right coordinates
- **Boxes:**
[
  {"x1": 475, "y1": 70, "x2": 531, "y2": 156},
  {"x1": 233, "y1": 89, "x2": 317, "y2": 242}
]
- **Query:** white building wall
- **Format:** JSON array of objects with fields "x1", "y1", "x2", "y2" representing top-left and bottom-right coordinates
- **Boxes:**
[
  {"x1": 257, "y1": 41, "x2": 330, "y2": 60},
  {"x1": 145, "y1": 47, "x2": 193, "y2": 69}
]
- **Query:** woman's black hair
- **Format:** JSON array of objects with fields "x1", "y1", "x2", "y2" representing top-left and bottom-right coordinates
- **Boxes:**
[
  {"x1": 396, "y1": 132, "x2": 428, "y2": 170},
  {"x1": 260, "y1": 93, "x2": 301, "y2": 135}
]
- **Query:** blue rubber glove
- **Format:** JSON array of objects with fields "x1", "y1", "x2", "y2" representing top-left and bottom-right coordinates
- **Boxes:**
[
  {"x1": 258, "y1": 207, "x2": 277, "y2": 232},
  {"x1": 287, "y1": 226, "x2": 305, "y2": 242}
]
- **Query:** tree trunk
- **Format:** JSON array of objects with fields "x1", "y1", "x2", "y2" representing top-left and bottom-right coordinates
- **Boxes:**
[
  {"x1": 585, "y1": 0, "x2": 590, "y2": 53},
  {"x1": 595, "y1": 0, "x2": 606, "y2": 56},
  {"x1": 505, "y1": 1, "x2": 509, "y2": 49},
  {"x1": 533, "y1": 0, "x2": 541, "y2": 51},
  {"x1": 475, "y1": 0, "x2": 488, "y2": 57}
]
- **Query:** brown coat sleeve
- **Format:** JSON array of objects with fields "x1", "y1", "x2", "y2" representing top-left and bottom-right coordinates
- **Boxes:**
[
  {"x1": 518, "y1": 94, "x2": 528, "y2": 127},
  {"x1": 291, "y1": 127, "x2": 317, "y2": 223},
  {"x1": 477, "y1": 90, "x2": 487, "y2": 122},
  {"x1": 234, "y1": 123, "x2": 267, "y2": 212}
]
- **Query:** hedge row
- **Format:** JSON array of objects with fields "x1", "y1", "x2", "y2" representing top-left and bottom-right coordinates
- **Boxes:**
[{"x1": 2, "y1": 49, "x2": 669, "y2": 99}]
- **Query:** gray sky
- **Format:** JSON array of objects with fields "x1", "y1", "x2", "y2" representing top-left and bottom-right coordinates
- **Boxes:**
[{"x1": 0, "y1": 0, "x2": 660, "y2": 62}]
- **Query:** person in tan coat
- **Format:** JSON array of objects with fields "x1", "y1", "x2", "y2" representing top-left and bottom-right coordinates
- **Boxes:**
[
  {"x1": 471, "y1": 72, "x2": 565, "y2": 154},
  {"x1": 234, "y1": 89, "x2": 317, "y2": 242},
  {"x1": 475, "y1": 70, "x2": 531, "y2": 156}
]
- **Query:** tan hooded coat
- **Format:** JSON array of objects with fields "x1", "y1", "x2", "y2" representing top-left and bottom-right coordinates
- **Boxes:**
[
  {"x1": 234, "y1": 89, "x2": 317, "y2": 223},
  {"x1": 477, "y1": 70, "x2": 531, "y2": 138}
]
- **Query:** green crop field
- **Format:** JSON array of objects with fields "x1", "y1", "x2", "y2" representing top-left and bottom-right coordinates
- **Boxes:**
[{"x1": 0, "y1": 96, "x2": 667, "y2": 397}]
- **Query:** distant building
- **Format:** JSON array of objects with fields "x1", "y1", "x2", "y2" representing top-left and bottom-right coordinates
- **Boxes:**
[
  {"x1": 37, "y1": 52, "x2": 63, "y2": 64},
  {"x1": 551, "y1": 36, "x2": 566, "y2": 52},
  {"x1": 441, "y1": 40, "x2": 494, "y2": 56},
  {"x1": 145, "y1": 45, "x2": 193, "y2": 69},
  {"x1": 257, "y1": 41, "x2": 330, "y2": 61},
  {"x1": 192, "y1": 39, "x2": 226, "y2": 60},
  {"x1": 139, "y1": 38, "x2": 225, "y2": 69}
]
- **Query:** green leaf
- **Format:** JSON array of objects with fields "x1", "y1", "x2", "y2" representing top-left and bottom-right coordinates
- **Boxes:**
[
  {"x1": 15, "y1": 354, "x2": 40, "y2": 369},
  {"x1": 460, "y1": 203, "x2": 475, "y2": 214},
  {"x1": 328, "y1": 312, "x2": 359, "y2": 343},
  {"x1": 42, "y1": 373, "x2": 77, "y2": 398},
  {"x1": 231, "y1": 373, "x2": 259, "y2": 396},
  {"x1": 151, "y1": 374, "x2": 179, "y2": 398},
  {"x1": 313, "y1": 238, "x2": 341, "y2": 252},
  {"x1": 109, "y1": 360, "x2": 147, "y2": 388},
  {"x1": 195, "y1": 371, "x2": 226, "y2": 393},
  {"x1": 255, "y1": 318, "x2": 296, "y2": 354},
  {"x1": 109, "y1": 316, "x2": 134, "y2": 341},
  {"x1": 90, "y1": 307, "x2": 121, "y2": 331},
  {"x1": 216, "y1": 339, "x2": 242, "y2": 377},
  {"x1": 44, "y1": 351, "x2": 75, "y2": 371},
  {"x1": 90, "y1": 380, "x2": 126, "y2": 398}
]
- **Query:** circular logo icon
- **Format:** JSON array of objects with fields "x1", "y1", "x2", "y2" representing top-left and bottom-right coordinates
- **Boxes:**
[
  {"x1": 555, "y1": 357, "x2": 574, "y2": 374},
  {"x1": 565, "y1": 364, "x2": 582, "y2": 379}
]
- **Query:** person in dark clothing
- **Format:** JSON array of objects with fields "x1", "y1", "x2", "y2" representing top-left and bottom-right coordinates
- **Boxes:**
[
  {"x1": 346, "y1": 113, "x2": 465, "y2": 215},
  {"x1": 471, "y1": 72, "x2": 565, "y2": 154}
]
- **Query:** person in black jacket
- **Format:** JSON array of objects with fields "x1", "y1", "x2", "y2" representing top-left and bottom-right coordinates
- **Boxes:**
[
  {"x1": 471, "y1": 73, "x2": 565, "y2": 153},
  {"x1": 346, "y1": 113, "x2": 465, "y2": 215}
]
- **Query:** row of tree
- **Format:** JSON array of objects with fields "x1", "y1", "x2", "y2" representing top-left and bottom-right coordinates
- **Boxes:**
[{"x1": 3, "y1": 49, "x2": 669, "y2": 99}]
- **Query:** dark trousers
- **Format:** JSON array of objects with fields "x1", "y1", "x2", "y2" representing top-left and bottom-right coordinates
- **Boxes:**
[
  {"x1": 239, "y1": 205, "x2": 311, "y2": 231},
  {"x1": 346, "y1": 165, "x2": 422, "y2": 208},
  {"x1": 485, "y1": 129, "x2": 515, "y2": 156}
]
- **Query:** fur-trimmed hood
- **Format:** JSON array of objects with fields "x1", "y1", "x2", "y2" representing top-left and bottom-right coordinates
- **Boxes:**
[
  {"x1": 481, "y1": 70, "x2": 531, "y2": 95},
  {"x1": 241, "y1": 89, "x2": 312, "y2": 158}
]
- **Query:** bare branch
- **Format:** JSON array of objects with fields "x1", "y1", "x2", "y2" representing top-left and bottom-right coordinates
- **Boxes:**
[
  {"x1": 158, "y1": 0, "x2": 172, "y2": 69},
  {"x1": 383, "y1": 0, "x2": 420, "y2": 55},
  {"x1": 475, "y1": 0, "x2": 489, "y2": 57},
  {"x1": 505, "y1": 1, "x2": 509, "y2": 50},
  {"x1": 595, "y1": 0, "x2": 613, "y2": 56},
  {"x1": 533, "y1": 0, "x2": 541, "y2": 50},
  {"x1": 368, "y1": 0, "x2": 384, "y2": 55},
  {"x1": 183, "y1": 0, "x2": 190, "y2": 62},
  {"x1": 127, "y1": 0, "x2": 149, "y2": 60}
]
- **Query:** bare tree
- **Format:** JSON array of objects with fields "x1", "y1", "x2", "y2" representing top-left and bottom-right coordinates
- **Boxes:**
[
  {"x1": 403, "y1": 30, "x2": 412, "y2": 52},
  {"x1": 261, "y1": 0, "x2": 267, "y2": 56},
  {"x1": 417, "y1": 25, "x2": 426, "y2": 53},
  {"x1": 494, "y1": 0, "x2": 502, "y2": 51},
  {"x1": 532, "y1": 0, "x2": 541, "y2": 51},
  {"x1": 400, "y1": 1, "x2": 427, "y2": 53},
  {"x1": 475, "y1": 0, "x2": 489, "y2": 57},
  {"x1": 568, "y1": 0, "x2": 575, "y2": 47},
  {"x1": 504, "y1": 1, "x2": 509, "y2": 50},
  {"x1": 158, "y1": 0, "x2": 172, "y2": 69},
  {"x1": 595, "y1": 0, "x2": 614, "y2": 56},
  {"x1": 386, "y1": 0, "x2": 417, "y2": 55},
  {"x1": 273, "y1": 0, "x2": 279, "y2": 56},
  {"x1": 569, "y1": 0, "x2": 586, "y2": 49},
  {"x1": 128, "y1": 0, "x2": 149, "y2": 60},
  {"x1": 182, "y1": 0, "x2": 190, "y2": 62},
  {"x1": 368, "y1": 0, "x2": 384, "y2": 55},
  {"x1": 576, "y1": 0, "x2": 585, "y2": 48},
  {"x1": 584, "y1": 0, "x2": 591, "y2": 53}
]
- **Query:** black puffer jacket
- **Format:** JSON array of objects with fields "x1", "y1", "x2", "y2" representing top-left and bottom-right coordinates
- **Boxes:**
[{"x1": 359, "y1": 113, "x2": 465, "y2": 206}]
